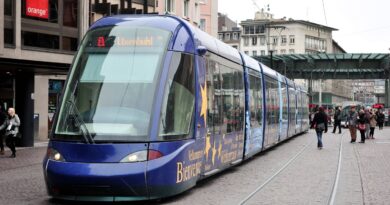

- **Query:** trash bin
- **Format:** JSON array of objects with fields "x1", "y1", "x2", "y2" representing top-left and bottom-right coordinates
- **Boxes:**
[{"x1": 34, "y1": 113, "x2": 39, "y2": 139}]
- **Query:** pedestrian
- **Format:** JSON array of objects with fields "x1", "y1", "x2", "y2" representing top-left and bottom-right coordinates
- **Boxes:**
[
  {"x1": 369, "y1": 110, "x2": 377, "y2": 139},
  {"x1": 0, "y1": 105, "x2": 7, "y2": 155},
  {"x1": 0, "y1": 108, "x2": 21, "y2": 158},
  {"x1": 332, "y1": 106, "x2": 342, "y2": 134},
  {"x1": 357, "y1": 110, "x2": 369, "y2": 143},
  {"x1": 377, "y1": 110, "x2": 385, "y2": 130},
  {"x1": 364, "y1": 108, "x2": 371, "y2": 139},
  {"x1": 311, "y1": 106, "x2": 328, "y2": 149},
  {"x1": 347, "y1": 105, "x2": 358, "y2": 143}
]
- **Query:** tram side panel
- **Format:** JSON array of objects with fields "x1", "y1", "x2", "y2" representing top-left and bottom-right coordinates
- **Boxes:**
[
  {"x1": 263, "y1": 76, "x2": 280, "y2": 148},
  {"x1": 244, "y1": 69, "x2": 264, "y2": 158},
  {"x1": 201, "y1": 53, "x2": 245, "y2": 175},
  {"x1": 287, "y1": 84, "x2": 297, "y2": 138}
]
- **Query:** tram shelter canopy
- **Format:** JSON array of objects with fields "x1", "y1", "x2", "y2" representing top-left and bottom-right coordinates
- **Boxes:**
[{"x1": 254, "y1": 53, "x2": 390, "y2": 80}]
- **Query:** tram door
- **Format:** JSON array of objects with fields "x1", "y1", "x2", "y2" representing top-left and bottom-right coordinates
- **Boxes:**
[
  {"x1": 278, "y1": 75, "x2": 288, "y2": 141},
  {"x1": 0, "y1": 75, "x2": 15, "y2": 111},
  {"x1": 203, "y1": 58, "x2": 223, "y2": 173}
]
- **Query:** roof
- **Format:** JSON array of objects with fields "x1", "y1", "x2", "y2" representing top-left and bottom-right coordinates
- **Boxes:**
[
  {"x1": 240, "y1": 18, "x2": 337, "y2": 31},
  {"x1": 254, "y1": 53, "x2": 390, "y2": 80}
]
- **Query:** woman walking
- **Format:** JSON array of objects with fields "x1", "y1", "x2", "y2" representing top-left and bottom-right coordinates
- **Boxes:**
[
  {"x1": 369, "y1": 110, "x2": 377, "y2": 139},
  {"x1": 357, "y1": 110, "x2": 369, "y2": 143},
  {"x1": 311, "y1": 107, "x2": 328, "y2": 149}
]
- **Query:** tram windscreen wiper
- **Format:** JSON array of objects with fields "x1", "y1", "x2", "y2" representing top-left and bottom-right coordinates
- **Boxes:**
[{"x1": 65, "y1": 100, "x2": 95, "y2": 144}]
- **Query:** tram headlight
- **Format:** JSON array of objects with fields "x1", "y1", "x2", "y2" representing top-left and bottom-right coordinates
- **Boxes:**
[
  {"x1": 120, "y1": 150, "x2": 163, "y2": 163},
  {"x1": 47, "y1": 148, "x2": 66, "y2": 162}
]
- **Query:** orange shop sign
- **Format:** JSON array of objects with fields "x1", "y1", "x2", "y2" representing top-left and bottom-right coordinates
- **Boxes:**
[{"x1": 26, "y1": 0, "x2": 49, "y2": 19}]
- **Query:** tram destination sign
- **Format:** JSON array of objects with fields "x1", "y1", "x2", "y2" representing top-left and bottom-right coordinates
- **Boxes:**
[{"x1": 26, "y1": 0, "x2": 49, "y2": 19}]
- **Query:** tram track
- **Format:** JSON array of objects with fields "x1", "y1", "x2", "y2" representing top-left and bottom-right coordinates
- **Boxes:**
[
  {"x1": 238, "y1": 136, "x2": 315, "y2": 205},
  {"x1": 239, "y1": 130, "x2": 346, "y2": 205}
]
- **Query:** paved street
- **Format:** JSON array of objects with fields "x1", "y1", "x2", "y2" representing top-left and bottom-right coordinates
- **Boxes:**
[{"x1": 1, "y1": 128, "x2": 390, "y2": 205}]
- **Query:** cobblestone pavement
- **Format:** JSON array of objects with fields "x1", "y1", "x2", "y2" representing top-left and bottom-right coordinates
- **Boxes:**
[{"x1": 0, "y1": 128, "x2": 389, "y2": 205}]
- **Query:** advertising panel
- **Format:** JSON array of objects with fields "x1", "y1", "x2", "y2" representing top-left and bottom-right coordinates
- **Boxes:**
[{"x1": 26, "y1": 0, "x2": 49, "y2": 19}]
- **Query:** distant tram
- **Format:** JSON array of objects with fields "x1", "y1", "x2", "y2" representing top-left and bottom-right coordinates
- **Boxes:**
[{"x1": 43, "y1": 15, "x2": 309, "y2": 201}]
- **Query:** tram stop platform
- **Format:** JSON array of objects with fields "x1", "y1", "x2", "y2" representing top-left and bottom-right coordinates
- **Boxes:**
[{"x1": 234, "y1": 127, "x2": 390, "y2": 205}]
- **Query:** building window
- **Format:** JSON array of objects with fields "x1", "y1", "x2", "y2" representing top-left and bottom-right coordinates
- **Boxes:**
[
  {"x1": 252, "y1": 37, "x2": 257, "y2": 45},
  {"x1": 22, "y1": 0, "x2": 59, "y2": 23},
  {"x1": 226, "y1": 33, "x2": 231, "y2": 41},
  {"x1": 273, "y1": 50, "x2": 278, "y2": 54},
  {"x1": 244, "y1": 26, "x2": 249, "y2": 34},
  {"x1": 272, "y1": 36, "x2": 278, "y2": 45},
  {"x1": 281, "y1": 49, "x2": 286, "y2": 54},
  {"x1": 4, "y1": 28, "x2": 14, "y2": 45},
  {"x1": 244, "y1": 51, "x2": 249, "y2": 55},
  {"x1": 260, "y1": 36, "x2": 266, "y2": 45},
  {"x1": 218, "y1": 33, "x2": 223, "y2": 40},
  {"x1": 63, "y1": 0, "x2": 78, "y2": 27},
  {"x1": 4, "y1": 0, "x2": 13, "y2": 16},
  {"x1": 281, "y1": 35, "x2": 287, "y2": 45},
  {"x1": 200, "y1": 19, "x2": 206, "y2": 31},
  {"x1": 62, "y1": 36, "x2": 78, "y2": 51},
  {"x1": 233, "y1": 33, "x2": 238, "y2": 40},
  {"x1": 255, "y1": 25, "x2": 265, "y2": 33},
  {"x1": 289, "y1": 35, "x2": 295, "y2": 44},
  {"x1": 244, "y1": 37, "x2": 249, "y2": 46},
  {"x1": 261, "y1": 50, "x2": 265, "y2": 55},
  {"x1": 166, "y1": 0, "x2": 175, "y2": 13},
  {"x1": 232, "y1": 45, "x2": 238, "y2": 49},
  {"x1": 22, "y1": 31, "x2": 59, "y2": 50},
  {"x1": 289, "y1": 49, "x2": 295, "y2": 54},
  {"x1": 252, "y1": 51, "x2": 257, "y2": 56},
  {"x1": 183, "y1": 0, "x2": 189, "y2": 17}
]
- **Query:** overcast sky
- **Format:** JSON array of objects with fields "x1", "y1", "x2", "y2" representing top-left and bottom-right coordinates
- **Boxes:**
[{"x1": 218, "y1": 0, "x2": 390, "y2": 53}]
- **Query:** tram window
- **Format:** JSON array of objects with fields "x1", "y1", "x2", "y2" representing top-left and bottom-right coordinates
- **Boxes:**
[
  {"x1": 206, "y1": 59, "x2": 222, "y2": 135},
  {"x1": 158, "y1": 53, "x2": 195, "y2": 140},
  {"x1": 256, "y1": 75, "x2": 263, "y2": 126},
  {"x1": 220, "y1": 65, "x2": 235, "y2": 133},
  {"x1": 234, "y1": 69, "x2": 244, "y2": 132},
  {"x1": 249, "y1": 74, "x2": 261, "y2": 128}
]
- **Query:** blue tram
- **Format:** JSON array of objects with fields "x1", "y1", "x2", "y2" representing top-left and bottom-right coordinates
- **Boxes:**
[{"x1": 43, "y1": 15, "x2": 309, "y2": 201}]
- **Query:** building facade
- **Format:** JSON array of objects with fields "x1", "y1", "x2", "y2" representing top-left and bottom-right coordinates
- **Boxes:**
[
  {"x1": 238, "y1": 10, "x2": 351, "y2": 108},
  {"x1": 217, "y1": 13, "x2": 240, "y2": 49},
  {"x1": 156, "y1": 0, "x2": 218, "y2": 37}
]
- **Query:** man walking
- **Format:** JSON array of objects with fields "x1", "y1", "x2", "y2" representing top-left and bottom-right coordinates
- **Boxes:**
[
  {"x1": 347, "y1": 105, "x2": 358, "y2": 143},
  {"x1": 332, "y1": 106, "x2": 342, "y2": 134}
]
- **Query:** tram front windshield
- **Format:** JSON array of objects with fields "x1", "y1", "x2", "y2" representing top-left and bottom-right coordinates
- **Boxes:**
[{"x1": 54, "y1": 26, "x2": 171, "y2": 142}]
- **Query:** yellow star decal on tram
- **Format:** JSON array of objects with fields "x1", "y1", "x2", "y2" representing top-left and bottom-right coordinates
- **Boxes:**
[
  {"x1": 212, "y1": 142, "x2": 217, "y2": 166},
  {"x1": 200, "y1": 83, "x2": 207, "y2": 126},
  {"x1": 218, "y1": 140, "x2": 222, "y2": 159},
  {"x1": 204, "y1": 133, "x2": 211, "y2": 161}
]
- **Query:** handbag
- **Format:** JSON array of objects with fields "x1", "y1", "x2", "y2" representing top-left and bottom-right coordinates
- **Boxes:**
[
  {"x1": 316, "y1": 122, "x2": 325, "y2": 131},
  {"x1": 358, "y1": 123, "x2": 366, "y2": 130}
]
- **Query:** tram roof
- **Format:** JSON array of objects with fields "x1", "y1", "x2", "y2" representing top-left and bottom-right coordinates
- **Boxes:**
[
  {"x1": 89, "y1": 15, "x2": 242, "y2": 64},
  {"x1": 240, "y1": 52, "x2": 261, "y2": 71},
  {"x1": 260, "y1": 63, "x2": 278, "y2": 79}
]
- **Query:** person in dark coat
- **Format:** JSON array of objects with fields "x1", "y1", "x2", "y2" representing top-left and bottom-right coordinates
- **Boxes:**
[
  {"x1": 311, "y1": 107, "x2": 328, "y2": 149},
  {"x1": 332, "y1": 106, "x2": 342, "y2": 134},
  {"x1": 0, "y1": 105, "x2": 7, "y2": 155},
  {"x1": 377, "y1": 110, "x2": 385, "y2": 130},
  {"x1": 357, "y1": 110, "x2": 369, "y2": 143}
]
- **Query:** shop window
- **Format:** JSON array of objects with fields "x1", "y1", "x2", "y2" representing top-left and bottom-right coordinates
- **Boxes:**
[
  {"x1": 48, "y1": 80, "x2": 65, "y2": 133},
  {"x1": 63, "y1": 0, "x2": 78, "y2": 27},
  {"x1": 62, "y1": 36, "x2": 78, "y2": 51},
  {"x1": 4, "y1": 0, "x2": 13, "y2": 16},
  {"x1": 22, "y1": 31, "x2": 59, "y2": 50},
  {"x1": 22, "y1": 0, "x2": 58, "y2": 23},
  {"x1": 4, "y1": 28, "x2": 14, "y2": 45}
]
